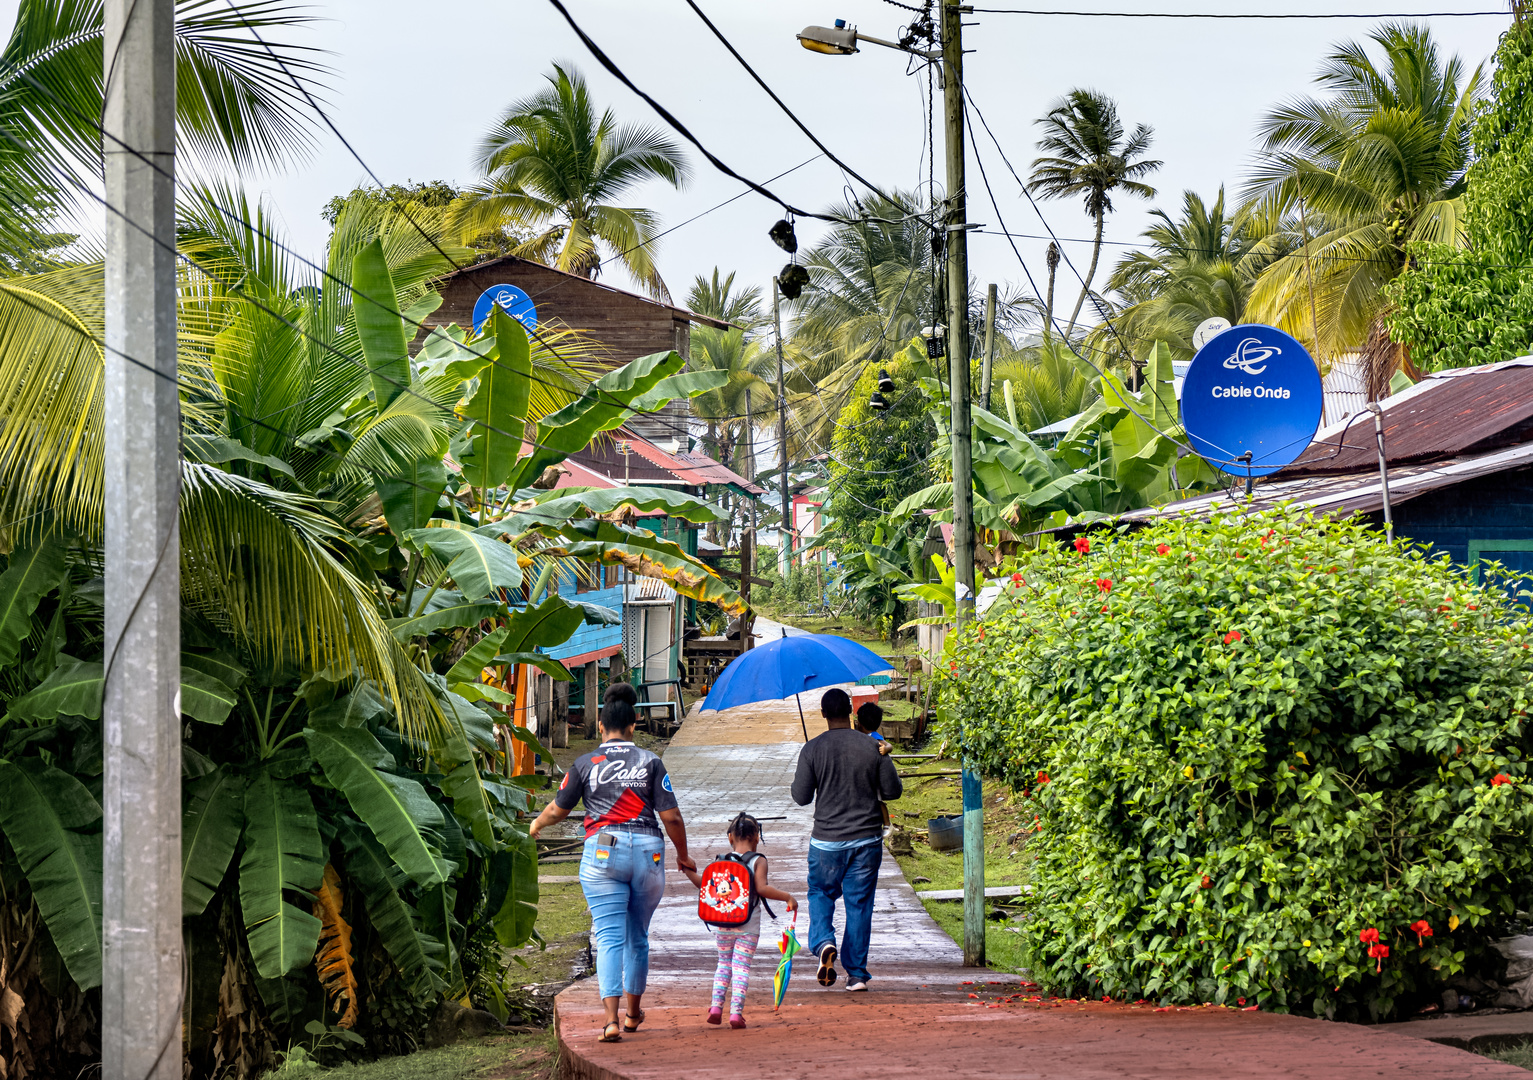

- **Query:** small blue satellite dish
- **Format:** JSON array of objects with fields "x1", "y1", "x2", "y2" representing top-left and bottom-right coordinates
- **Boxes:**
[
  {"x1": 472, "y1": 284, "x2": 537, "y2": 334},
  {"x1": 1181, "y1": 323, "x2": 1323, "y2": 477}
]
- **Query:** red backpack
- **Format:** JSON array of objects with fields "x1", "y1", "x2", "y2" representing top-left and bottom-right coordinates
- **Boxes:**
[{"x1": 697, "y1": 852, "x2": 774, "y2": 927}]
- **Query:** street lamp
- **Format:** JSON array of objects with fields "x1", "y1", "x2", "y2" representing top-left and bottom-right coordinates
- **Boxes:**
[
  {"x1": 797, "y1": 19, "x2": 940, "y2": 61},
  {"x1": 799, "y1": 9, "x2": 983, "y2": 968}
]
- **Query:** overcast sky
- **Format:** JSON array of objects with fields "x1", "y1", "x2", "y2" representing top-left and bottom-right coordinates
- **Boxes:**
[{"x1": 2, "y1": 0, "x2": 1513, "y2": 318}]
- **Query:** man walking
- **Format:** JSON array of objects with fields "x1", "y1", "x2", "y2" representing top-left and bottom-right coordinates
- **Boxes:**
[{"x1": 791, "y1": 688, "x2": 903, "y2": 991}]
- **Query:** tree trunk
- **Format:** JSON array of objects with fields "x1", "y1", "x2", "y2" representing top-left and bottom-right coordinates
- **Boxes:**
[
  {"x1": 583, "y1": 661, "x2": 599, "y2": 739},
  {"x1": 1044, "y1": 241, "x2": 1060, "y2": 340},
  {"x1": 552, "y1": 676, "x2": 569, "y2": 749},
  {"x1": 1066, "y1": 211, "x2": 1106, "y2": 338}
]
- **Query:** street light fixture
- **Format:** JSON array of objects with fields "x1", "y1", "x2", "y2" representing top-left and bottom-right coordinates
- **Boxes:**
[{"x1": 797, "y1": 19, "x2": 941, "y2": 61}]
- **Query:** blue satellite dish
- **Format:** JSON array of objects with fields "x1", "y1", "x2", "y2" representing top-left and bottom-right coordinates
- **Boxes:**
[
  {"x1": 472, "y1": 284, "x2": 537, "y2": 334},
  {"x1": 1181, "y1": 323, "x2": 1323, "y2": 477}
]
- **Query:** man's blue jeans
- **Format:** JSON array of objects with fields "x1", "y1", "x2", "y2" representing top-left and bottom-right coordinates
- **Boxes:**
[
  {"x1": 807, "y1": 841, "x2": 883, "y2": 983},
  {"x1": 578, "y1": 831, "x2": 666, "y2": 999}
]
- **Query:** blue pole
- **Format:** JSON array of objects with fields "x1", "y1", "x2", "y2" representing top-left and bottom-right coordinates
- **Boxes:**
[{"x1": 962, "y1": 766, "x2": 985, "y2": 966}]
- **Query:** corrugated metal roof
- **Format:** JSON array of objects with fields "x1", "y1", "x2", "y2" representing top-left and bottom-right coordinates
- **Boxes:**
[
  {"x1": 1115, "y1": 441, "x2": 1533, "y2": 524},
  {"x1": 1321, "y1": 353, "x2": 1367, "y2": 428},
  {"x1": 567, "y1": 430, "x2": 766, "y2": 495},
  {"x1": 1283, "y1": 358, "x2": 1533, "y2": 476},
  {"x1": 625, "y1": 577, "x2": 677, "y2": 606}
]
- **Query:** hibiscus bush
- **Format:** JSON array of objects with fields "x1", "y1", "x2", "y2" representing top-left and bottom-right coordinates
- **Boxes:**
[{"x1": 938, "y1": 509, "x2": 1533, "y2": 1019}]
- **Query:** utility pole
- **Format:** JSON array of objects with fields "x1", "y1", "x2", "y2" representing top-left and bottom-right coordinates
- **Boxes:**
[
  {"x1": 742, "y1": 387, "x2": 755, "y2": 650},
  {"x1": 103, "y1": 0, "x2": 181, "y2": 1076},
  {"x1": 981, "y1": 283, "x2": 997, "y2": 415},
  {"x1": 940, "y1": 0, "x2": 984, "y2": 969},
  {"x1": 774, "y1": 278, "x2": 792, "y2": 578}
]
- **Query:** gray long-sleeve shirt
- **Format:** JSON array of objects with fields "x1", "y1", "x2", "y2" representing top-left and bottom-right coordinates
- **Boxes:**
[{"x1": 790, "y1": 728, "x2": 904, "y2": 842}]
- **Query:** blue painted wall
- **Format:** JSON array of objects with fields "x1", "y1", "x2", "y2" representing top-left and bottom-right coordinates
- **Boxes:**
[
  {"x1": 543, "y1": 566, "x2": 624, "y2": 663},
  {"x1": 1384, "y1": 467, "x2": 1533, "y2": 571}
]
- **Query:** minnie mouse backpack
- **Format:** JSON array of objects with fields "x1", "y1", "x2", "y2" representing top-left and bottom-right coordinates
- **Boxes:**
[{"x1": 697, "y1": 852, "x2": 774, "y2": 927}]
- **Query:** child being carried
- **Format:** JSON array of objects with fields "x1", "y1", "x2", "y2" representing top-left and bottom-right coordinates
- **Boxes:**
[{"x1": 684, "y1": 812, "x2": 798, "y2": 1029}]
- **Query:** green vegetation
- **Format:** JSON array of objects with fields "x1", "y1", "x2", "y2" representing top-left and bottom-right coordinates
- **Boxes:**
[
  {"x1": 1484, "y1": 1042, "x2": 1533, "y2": 1072},
  {"x1": 273, "y1": 1033, "x2": 555, "y2": 1080},
  {"x1": 939, "y1": 510, "x2": 1533, "y2": 1020}
]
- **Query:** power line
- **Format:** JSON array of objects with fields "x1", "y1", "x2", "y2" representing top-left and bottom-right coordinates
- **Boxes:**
[
  {"x1": 681, "y1": 0, "x2": 895, "y2": 202},
  {"x1": 969, "y1": 7, "x2": 1510, "y2": 17}
]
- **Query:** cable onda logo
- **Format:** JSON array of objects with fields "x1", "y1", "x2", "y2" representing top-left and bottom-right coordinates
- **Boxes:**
[{"x1": 1222, "y1": 337, "x2": 1279, "y2": 376}]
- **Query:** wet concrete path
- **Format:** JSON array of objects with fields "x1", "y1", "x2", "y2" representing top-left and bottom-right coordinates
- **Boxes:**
[{"x1": 554, "y1": 653, "x2": 1524, "y2": 1079}]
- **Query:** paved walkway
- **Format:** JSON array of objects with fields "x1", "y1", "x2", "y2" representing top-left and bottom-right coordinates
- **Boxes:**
[{"x1": 554, "y1": 669, "x2": 1526, "y2": 1079}]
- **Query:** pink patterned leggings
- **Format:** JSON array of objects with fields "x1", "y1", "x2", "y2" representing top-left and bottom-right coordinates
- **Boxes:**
[{"x1": 710, "y1": 927, "x2": 759, "y2": 1014}]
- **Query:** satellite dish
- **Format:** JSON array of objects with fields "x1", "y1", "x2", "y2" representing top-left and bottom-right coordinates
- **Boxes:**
[
  {"x1": 472, "y1": 284, "x2": 538, "y2": 334},
  {"x1": 1192, "y1": 316, "x2": 1232, "y2": 351},
  {"x1": 1181, "y1": 323, "x2": 1323, "y2": 477}
]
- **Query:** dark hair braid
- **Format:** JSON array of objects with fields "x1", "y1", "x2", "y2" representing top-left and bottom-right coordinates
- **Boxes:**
[{"x1": 727, "y1": 811, "x2": 761, "y2": 842}]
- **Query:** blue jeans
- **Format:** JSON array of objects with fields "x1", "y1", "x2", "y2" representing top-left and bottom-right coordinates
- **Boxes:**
[
  {"x1": 578, "y1": 831, "x2": 666, "y2": 999},
  {"x1": 807, "y1": 841, "x2": 883, "y2": 983}
]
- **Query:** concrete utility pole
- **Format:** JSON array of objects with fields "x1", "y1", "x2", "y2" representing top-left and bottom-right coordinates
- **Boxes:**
[
  {"x1": 102, "y1": 0, "x2": 182, "y2": 1075},
  {"x1": 774, "y1": 278, "x2": 792, "y2": 578},
  {"x1": 940, "y1": 0, "x2": 984, "y2": 970},
  {"x1": 742, "y1": 387, "x2": 755, "y2": 650}
]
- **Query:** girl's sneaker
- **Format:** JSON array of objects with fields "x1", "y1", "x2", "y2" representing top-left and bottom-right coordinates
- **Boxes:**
[
  {"x1": 707, "y1": 1007, "x2": 723, "y2": 1025},
  {"x1": 729, "y1": 1014, "x2": 746, "y2": 1029}
]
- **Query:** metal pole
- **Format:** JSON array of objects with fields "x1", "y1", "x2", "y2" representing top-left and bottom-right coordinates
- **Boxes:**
[
  {"x1": 1368, "y1": 402, "x2": 1394, "y2": 543},
  {"x1": 774, "y1": 278, "x2": 792, "y2": 577},
  {"x1": 103, "y1": 0, "x2": 181, "y2": 1075},
  {"x1": 981, "y1": 283, "x2": 997, "y2": 414},
  {"x1": 941, "y1": 0, "x2": 983, "y2": 969}
]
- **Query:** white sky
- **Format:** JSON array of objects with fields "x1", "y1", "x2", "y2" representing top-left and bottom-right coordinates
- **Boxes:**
[{"x1": 1, "y1": 0, "x2": 1512, "y2": 316}]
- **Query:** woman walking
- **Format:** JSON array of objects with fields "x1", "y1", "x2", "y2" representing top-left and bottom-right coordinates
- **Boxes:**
[{"x1": 529, "y1": 686, "x2": 695, "y2": 1042}]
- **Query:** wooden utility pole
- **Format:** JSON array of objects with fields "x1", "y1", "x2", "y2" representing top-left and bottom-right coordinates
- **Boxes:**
[
  {"x1": 774, "y1": 278, "x2": 792, "y2": 577},
  {"x1": 103, "y1": 0, "x2": 182, "y2": 1073},
  {"x1": 742, "y1": 388, "x2": 755, "y2": 650},
  {"x1": 981, "y1": 284, "x2": 998, "y2": 414},
  {"x1": 940, "y1": 0, "x2": 984, "y2": 969},
  {"x1": 584, "y1": 660, "x2": 600, "y2": 739}
]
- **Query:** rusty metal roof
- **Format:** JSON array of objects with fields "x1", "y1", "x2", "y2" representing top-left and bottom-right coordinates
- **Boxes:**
[
  {"x1": 1113, "y1": 441, "x2": 1533, "y2": 525},
  {"x1": 566, "y1": 429, "x2": 766, "y2": 496},
  {"x1": 1282, "y1": 358, "x2": 1533, "y2": 477}
]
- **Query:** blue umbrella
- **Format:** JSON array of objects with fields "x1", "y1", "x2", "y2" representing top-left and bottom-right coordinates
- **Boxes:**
[{"x1": 700, "y1": 632, "x2": 893, "y2": 741}]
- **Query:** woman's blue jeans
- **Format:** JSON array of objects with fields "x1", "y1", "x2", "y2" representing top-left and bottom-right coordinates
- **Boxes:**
[{"x1": 578, "y1": 831, "x2": 666, "y2": 999}]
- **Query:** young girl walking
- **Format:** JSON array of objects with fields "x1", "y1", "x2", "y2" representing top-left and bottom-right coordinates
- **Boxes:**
[{"x1": 684, "y1": 812, "x2": 797, "y2": 1028}]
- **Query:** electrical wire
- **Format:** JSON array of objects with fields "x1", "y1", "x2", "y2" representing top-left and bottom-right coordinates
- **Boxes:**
[
  {"x1": 969, "y1": 7, "x2": 1510, "y2": 17},
  {"x1": 680, "y1": 0, "x2": 896, "y2": 202}
]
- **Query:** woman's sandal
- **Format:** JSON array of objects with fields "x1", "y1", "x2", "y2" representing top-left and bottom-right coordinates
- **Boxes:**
[
  {"x1": 599, "y1": 1022, "x2": 623, "y2": 1043},
  {"x1": 623, "y1": 1010, "x2": 646, "y2": 1033}
]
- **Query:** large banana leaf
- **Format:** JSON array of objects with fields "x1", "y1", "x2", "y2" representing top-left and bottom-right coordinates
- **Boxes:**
[
  {"x1": 0, "y1": 759, "x2": 102, "y2": 990},
  {"x1": 460, "y1": 309, "x2": 532, "y2": 490},
  {"x1": 518, "y1": 521, "x2": 743, "y2": 613},
  {"x1": 352, "y1": 239, "x2": 411, "y2": 409},
  {"x1": 403, "y1": 523, "x2": 525, "y2": 601},
  {"x1": 503, "y1": 350, "x2": 687, "y2": 492},
  {"x1": 444, "y1": 627, "x2": 512, "y2": 706},
  {"x1": 626, "y1": 368, "x2": 729, "y2": 412},
  {"x1": 386, "y1": 598, "x2": 503, "y2": 642},
  {"x1": 0, "y1": 533, "x2": 68, "y2": 668},
  {"x1": 431, "y1": 684, "x2": 501, "y2": 848},
  {"x1": 182, "y1": 767, "x2": 247, "y2": 917},
  {"x1": 377, "y1": 455, "x2": 449, "y2": 538},
  {"x1": 499, "y1": 593, "x2": 597, "y2": 657},
  {"x1": 304, "y1": 725, "x2": 450, "y2": 887},
  {"x1": 240, "y1": 770, "x2": 325, "y2": 978},
  {"x1": 499, "y1": 485, "x2": 727, "y2": 527},
  {"x1": 8, "y1": 653, "x2": 241, "y2": 724},
  {"x1": 419, "y1": 883, "x2": 465, "y2": 998},
  {"x1": 339, "y1": 820, "x2": 446, "y2": 998},
  {"x1": 490, "y1": 828, "x2": 539, "y2": 948}
]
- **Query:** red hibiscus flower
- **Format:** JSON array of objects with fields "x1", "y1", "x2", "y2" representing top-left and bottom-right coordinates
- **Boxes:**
[
  {"x1": 949, "y1": 661, "x2": 958, "y2": 673},
  {"x1": 1037, "y1": 770, "x2": 1051, "y2": 784},
  {"x1": 1368, "y1": 942, "x2": 1390, "y2": 971},
  {"x1": 1156, "y1": 544, "x2": 1170, "y2": 555},
  {"x1": 1097, "y1": 578, "x2": 1112, "y2": 592},
  {"x1": 1492, "y1": 773, "x2": 1512, "y2": 787},
  {"x1": 1011, "y1": 572, "x2": 1023, "y2": 584},
  {"x1": 1359, "y1": 928, "x2": 1380, "y2": 944},
  {"x1": 1224, "y1": 630, "x2": 1242, "y2": 645},
  {"x1": 978, "y1": 627, "x2": 986, "y2": 641},
  {"x1": 1074, "y1": 537, "x2": 1091, "y2": 554},
  {"x1": 1200, "y1": 875, "x2": 1211, "y2": 889},
  {"x1": 1409, "y1": 920, "x2": 1433, "y2": 946}
]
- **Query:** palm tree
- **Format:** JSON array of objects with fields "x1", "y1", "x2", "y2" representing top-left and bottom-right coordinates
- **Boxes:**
[
  {"x1": 787, "y1": 190, "x2": 937, "y2": 455},
  {"x1": 456, "y1": 63, "x2": 689, "y2": 299},
  {"x1": 1241, "y1": 21, "x2": 1482, "y2": 370},
  {"x1": 686, "y1": 267, "x2": 766, "y2": 332},
  {"x1": 0, "y1": 0, "x2": 326, "y2": 258},
  {"x1": 991, "y1": 337, "x2": 1099, "y2": 432},
  {"x1": 1028, "y1": 89, "x2": 1161, "y2": 337}
]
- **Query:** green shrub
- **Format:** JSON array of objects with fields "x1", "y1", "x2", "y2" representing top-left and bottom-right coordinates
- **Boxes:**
[{"x1": 938, "y1": 510, "x2": 1533, "y2": 1019}]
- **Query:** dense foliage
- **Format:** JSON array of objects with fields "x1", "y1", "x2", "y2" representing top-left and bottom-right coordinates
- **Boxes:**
[
  {"x1": 938, "y1": 511, "x2": 1533, "y2": 1019},
  {"x1": 1385, "y1": 19, "x2": 1533, "y2": 370}
]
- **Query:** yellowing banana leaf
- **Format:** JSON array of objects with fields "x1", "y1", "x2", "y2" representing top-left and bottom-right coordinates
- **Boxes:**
[{"x1": 500, "y1": 484, "x2": 728, "y2": 526}]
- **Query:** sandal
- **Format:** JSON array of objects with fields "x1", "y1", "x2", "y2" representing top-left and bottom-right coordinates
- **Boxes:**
[
  {"x1": 623, "y1": 1009, "x2": 646, "y2": 1033},
  {"x1": 599, "y1": 1021, "x2": 623, "y2": 1043}
]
